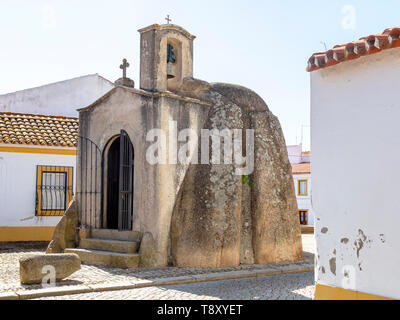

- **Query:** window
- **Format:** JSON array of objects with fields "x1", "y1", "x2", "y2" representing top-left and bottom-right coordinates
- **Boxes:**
[
  {"x1": 298, "y1": 179, "x2": 308, "y2": 196},
  {"x1": 36, "y1": 166, "x2": 73, "y2": 216},
  {"x1": 299, "y1": 210, "x2": 308, "y2": 225}
]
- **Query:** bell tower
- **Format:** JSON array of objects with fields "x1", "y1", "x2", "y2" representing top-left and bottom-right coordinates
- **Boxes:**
[{"x1": 138, "y1": 24, "x2": 196, "y2": 92}]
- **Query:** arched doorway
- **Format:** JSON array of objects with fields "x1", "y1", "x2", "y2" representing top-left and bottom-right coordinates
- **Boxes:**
[{"x1": 104, "y1": 130, "x2": 134, "y2": 231}]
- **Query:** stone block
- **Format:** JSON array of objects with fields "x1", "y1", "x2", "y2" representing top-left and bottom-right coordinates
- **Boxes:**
[
  {"x1": 139, "y1": 232, "x2": 157, "y2": 268},
  {"x1": 64, "y1": 248, "x2": 139, "y2": 269},
  {"x1": 19, "y1": 253, "x2": 81, "y2": 285}
]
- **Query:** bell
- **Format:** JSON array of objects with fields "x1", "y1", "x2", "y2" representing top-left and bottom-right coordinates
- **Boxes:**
[{"x1": 167, "y1": 62, "x2": 175, "y2": 79}]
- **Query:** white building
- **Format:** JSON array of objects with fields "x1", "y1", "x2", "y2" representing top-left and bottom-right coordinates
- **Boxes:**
[
  {"x1": 0, "y1": 74, "x2": 114, "y2": 242},
  {"x1": 287, "y1": 144, "x2": 313, "y2": 228},
  {"x1": 308, "y1": 26, "x2": 400, "y2": 300},
  {"x1": 0, "y1": 74, "x2": 114, "y2": 117},
  {"x1": 0, "y1": 113, "x2": 77, "y2": 241}
]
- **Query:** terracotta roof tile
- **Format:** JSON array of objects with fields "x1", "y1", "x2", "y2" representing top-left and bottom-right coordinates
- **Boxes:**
[
  {"x1": 292, "y1": 162, "x2": 311, "y2": 174},
  {"x1": 0, "y1": 112, "x2": 78, "y2": 147},
  {"x1": 307, "y1": 26, "x2": 400, "y2": 72}
]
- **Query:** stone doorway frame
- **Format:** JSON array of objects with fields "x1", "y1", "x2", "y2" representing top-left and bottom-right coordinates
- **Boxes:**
[{"x1": 102, "y1": 132, "x2": 134, "y2": 231}]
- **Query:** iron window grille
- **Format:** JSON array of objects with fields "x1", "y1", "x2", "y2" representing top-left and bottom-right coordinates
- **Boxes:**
[
  {"x1": 299, "y1": 210, "x2": 308, "y2": 225},
  {"x1": 35, "y1": 166, "x2": 73, "y2": 216}
]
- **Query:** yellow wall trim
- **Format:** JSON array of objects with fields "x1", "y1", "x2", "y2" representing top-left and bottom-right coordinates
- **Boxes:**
[
  {"x1": 0, "y1": 146, "x2": 77, "y2": 155},
  {"x1": 36, "y1": 166, "x2": 73, "y2": 216},
  {"x1": 0, "y1": 227, "x2": 55, "y2": 242},
  {"x1": 315, "y1": 283, "x2": 395, "y2": 300}
]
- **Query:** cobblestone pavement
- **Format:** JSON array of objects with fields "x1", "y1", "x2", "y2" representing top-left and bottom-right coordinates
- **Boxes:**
[
  {"x1": 0, "y1": 235, "x2": 315, "y2": 295},
  {"x1": 34, "y1": 272, "x2": 314, "y2": 300}
]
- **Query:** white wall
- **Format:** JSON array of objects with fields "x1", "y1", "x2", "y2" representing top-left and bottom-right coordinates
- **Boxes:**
[
  {"x1": 287, "y1": 144, "x2": 313, "y2": 226},
  {"x1": 301, "y1": 152, "x2": 311, "y2": 163},
  {"x1": 311, "y1": 47, "x2": 400, "y2": 299},
  {"x1": 293, "y1": 173, "x2": 314, "y2": 226},
  {"x1": 0, "y1": 74, "x2": 114, "y2": 117},
  {"x1": 0, "y1": 150, "x2": 76, "y2": 227},
  {"x1": 287, "y1": 144, "x2": 303, "y2": 164}
]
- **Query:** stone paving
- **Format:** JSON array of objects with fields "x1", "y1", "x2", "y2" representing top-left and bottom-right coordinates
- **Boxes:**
[
  {"x1": 34, "y1": 272, "x2": 315, "y2": 300},
  {"x1": 0, "y1": 235, "x2": 315, "y2": 295}
]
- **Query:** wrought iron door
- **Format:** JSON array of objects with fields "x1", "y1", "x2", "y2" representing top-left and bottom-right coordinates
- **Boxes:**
[
  {"x1": 118, "y1": 130, "x2": 134, "y2": 231},
  {"x1": 78, "y1": 136, "x2": 102, "y2": 229}
]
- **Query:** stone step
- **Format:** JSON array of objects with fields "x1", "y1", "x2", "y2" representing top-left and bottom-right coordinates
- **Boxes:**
[
  {"x1": 80, "y1": 238, "x2": 140, "y2": 254},
  {"x1": 90, "y1": 229, "x2": 141, "y2": 242},
  {"x1": 64, "y1": 248, "x2": 140, "y2": 269}
]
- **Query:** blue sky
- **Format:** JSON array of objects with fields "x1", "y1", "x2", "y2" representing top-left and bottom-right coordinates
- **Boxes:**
[{"x1": 1, "y1": 0, "x2": 399, "y2": 149}]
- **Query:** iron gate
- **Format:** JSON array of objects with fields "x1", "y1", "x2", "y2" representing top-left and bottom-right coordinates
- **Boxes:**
[
  {"x1": 118, "y1": 130, "x2": 134, "y2": 231},
  {"x1": 77, "y1": 136, "x2": 102, "y2": 229}
]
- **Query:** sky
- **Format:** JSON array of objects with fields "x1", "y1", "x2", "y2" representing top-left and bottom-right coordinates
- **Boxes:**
[{"x1": 1, "y1": 0, "x2": 400, "y2": 150}]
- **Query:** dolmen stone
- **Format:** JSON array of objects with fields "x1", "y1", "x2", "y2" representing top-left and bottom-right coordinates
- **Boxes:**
[
  {"x1": 19, "y1": 253, "x2": 81, "y2": 285},
  {"x1": 170, "y1": 79, "x2": 303, "y2": 268},
  {"x1": 46, "y1": 197, "x2": 78, "y2": 254}
]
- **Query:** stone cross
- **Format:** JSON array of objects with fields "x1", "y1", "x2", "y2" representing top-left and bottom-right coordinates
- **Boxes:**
[
  {"x1": 165, "y1": 14, "x2": 172, "y2": 24},
  {"x1": 120, "y1": 59, "x2": 130, "y2": 79}
]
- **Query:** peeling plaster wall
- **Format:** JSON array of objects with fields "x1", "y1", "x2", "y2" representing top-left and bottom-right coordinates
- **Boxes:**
[{"x1": 311, "y1": 47, "x2": 400, "y2": 299}]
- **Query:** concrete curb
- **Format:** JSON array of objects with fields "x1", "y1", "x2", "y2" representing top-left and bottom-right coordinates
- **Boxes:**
[{"x1": 0, "y1": 263, "x2": 314, "y2": 300}]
